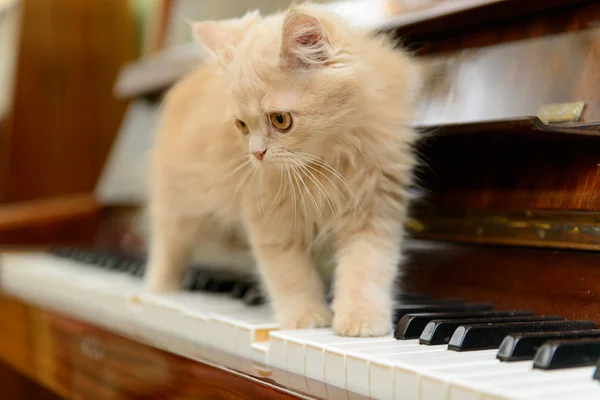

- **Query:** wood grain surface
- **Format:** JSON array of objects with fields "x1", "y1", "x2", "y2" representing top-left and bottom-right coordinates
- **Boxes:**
[
  {"x1": 0, "y1": 0, "x2": 137, "y2": 203},
  {"x1": 403, "y1": 240, "x2": 600, "y2": 324},
  {"x1": 0, "y1": 193, "x2": 99, "y2": 246}
]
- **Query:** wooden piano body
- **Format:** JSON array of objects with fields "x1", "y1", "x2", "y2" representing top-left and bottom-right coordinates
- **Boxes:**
[{"x1": 2, "y1": 0, "x2": 600, "y2": 399}]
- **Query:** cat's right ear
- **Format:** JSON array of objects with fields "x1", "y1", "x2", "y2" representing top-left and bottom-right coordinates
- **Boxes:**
[
  {"x1": 281, "y1": 9, "x2": 335, "y2": 70},
  {"x1": 190, "y1": 10, "x2": 260, "y2": 61}
]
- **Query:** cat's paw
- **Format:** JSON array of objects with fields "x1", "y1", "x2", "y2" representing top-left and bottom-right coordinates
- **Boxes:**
[
  {"x1": 333, "y1": 306, "x2": 392, "y2": 337},
  {"x1": 277, "y1": 302, "x2": 333, "y2": 329},
  {"x1": 143, "y1": 271, "x2": 180, "y2": 293}
]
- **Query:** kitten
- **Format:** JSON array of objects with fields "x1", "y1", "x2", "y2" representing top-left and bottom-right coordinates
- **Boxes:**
[{"x1": 145, "y1": 3, "x2": 421, "y2": 337}]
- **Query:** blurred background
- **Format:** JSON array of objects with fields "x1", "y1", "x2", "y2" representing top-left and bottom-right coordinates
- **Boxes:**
[
  {"x1": 0, "y1": 0, "x2": 441, "y2": 250},
  {"x1": 0, "y1": 0, "x2": 342, "y2": 203},
  {"x1": 0, "y1": 0, "x2": 369, "y2": 248},
  {"x1": 3, "y1": 0, "x2": 600, "y2": 252}
]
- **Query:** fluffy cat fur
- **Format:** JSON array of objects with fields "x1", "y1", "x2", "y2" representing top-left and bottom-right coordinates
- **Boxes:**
[{"x1": 145, "y1": 2, "x2": 422, "y2": 337}]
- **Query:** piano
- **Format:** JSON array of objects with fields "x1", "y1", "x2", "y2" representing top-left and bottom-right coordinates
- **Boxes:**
[{"x1": 3, "y1": 0, "x2": 600, "y2": 399}]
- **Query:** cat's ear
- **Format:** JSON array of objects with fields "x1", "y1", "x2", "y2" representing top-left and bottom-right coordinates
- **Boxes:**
[
  {"x1": 191, "y1": 10, "x2": 260, "y2": 60},
  {"x1": 281, "y1": 9, "x2": 334, "y2": 70}
]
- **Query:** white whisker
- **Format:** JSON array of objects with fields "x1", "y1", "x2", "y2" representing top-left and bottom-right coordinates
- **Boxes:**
[
  {"x1": 291, "y1": 167, "x2": 309, "y2": 234},
  {"x1": 297, "y1": 162, "x2": 338, "y2": 233},
  {"x1": 268, "y1": 165, "x2": 285, "y2": 212},
  {"x1": 293, "y1": 152, "x2": 365, "y2": 216},
  {"x1": 285, "y1": 168, "x2": 298, "y2": 232},
  {"x1": 293, "y1": 163, "x2": 324, "y2": 227}
]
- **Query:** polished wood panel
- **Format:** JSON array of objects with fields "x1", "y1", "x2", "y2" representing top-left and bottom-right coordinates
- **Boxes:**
[
  {"x1": 0, "y1": 361, "x2": 60, "y2": 400},
  {"x1": 402, "y1": 240, "x2": 600, "y2": 324},
  {"x1": 388, "y1": 0, "x2": 591, "y2": 40},
  {"x1": 415, "y1": 2, "x2": 600, "y2": 126},
  {"x1": 0, "y1": 0, "x2": 136, "y2": 203},
  {"x1": 410, "y1": 131, "x2": 600, "y2": 248},
  {"x1": 0, "y1": 193, "x2": 99, "y2": 246},
  {"x1": 415, "y1": 133, "x2": 600, "y2": 211}
]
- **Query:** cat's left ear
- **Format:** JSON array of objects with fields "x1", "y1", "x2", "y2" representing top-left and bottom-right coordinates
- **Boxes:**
[
  {"x1": 280, "y1": 9, "x2": 337, "y2": 70},
  {"x1": 191, "y1": 10, "x2": 260, "y2": 60}
]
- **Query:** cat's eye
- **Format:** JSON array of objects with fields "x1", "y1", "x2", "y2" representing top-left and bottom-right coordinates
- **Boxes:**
[
  {"x1": 269, "y1": 112, "x2": 293, "y2": 131},
  {"x1": 235, "y1": 119, "x2": 249, "y2": 134}
]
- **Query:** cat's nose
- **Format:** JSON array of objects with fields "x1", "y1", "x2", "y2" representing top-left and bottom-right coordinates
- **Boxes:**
[{"x1": 252, "y1": 149, "x2": 267, "y2": 161}]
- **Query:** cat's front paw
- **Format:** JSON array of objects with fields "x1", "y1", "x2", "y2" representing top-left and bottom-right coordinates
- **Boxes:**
[
  {"x1": 333, "y1": 305, "x2": 392, "y2": 337},
  {"x1": 277, "y1": 302, "x2": 333, "y2": 329},
  {"x1": 144, "y1": 267, "x2": 181, "y2": 293}
]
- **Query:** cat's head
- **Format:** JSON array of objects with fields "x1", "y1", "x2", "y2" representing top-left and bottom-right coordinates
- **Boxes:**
[{"x1": 191, "y1": 4, "x2": 365, "y2": 168}]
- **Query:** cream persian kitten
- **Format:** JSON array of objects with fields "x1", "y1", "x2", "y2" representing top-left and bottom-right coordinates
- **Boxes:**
[{"x1": 145, "y1": 3, "x2": 421, "y2": 337}]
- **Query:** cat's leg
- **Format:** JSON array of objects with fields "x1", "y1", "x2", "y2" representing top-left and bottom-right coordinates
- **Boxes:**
[
  {"x1": 144, "y1": 212, "x2": 202, "y2": 293},
  {"x1": 332, "y1": 232, "x2": 400, "y2": 337},
  {"x1": 247, "y1": 223, "x2": 332, "y2": 329}
]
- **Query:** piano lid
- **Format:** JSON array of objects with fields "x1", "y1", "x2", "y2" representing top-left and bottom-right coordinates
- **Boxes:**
[{"x1": 113, "y1": 0, "x2": 600, "y2": 131}]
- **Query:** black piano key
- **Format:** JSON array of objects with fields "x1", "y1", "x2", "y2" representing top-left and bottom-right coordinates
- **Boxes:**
[
  {"x1": 420, "y1": 315, "x2": 563, "y2": 346},
  {"x1": 129, "y1": 260, "x2": 144, "y2": 276},
  {"x1": 396, "y1": 293, "x2": 431, "y2": 303},
  {"x1": 594, "y1": 358, "x2": 600, "y2": 381},
  {"x1": 181, "y1": 270, "x2": 199, "y2": 291},
  {"x1": 50, "y1": 246, "x2": 70, "y2": 257},
  {"x1": 133, "y1": 264, "x2": 146, "y2": 278},
  {"x1": 231, "y1": 282, "x2": 250, "y2": 299},
  {"x1": 397, "y1": 298, "x2": 466, "y2": 306},
  {"x1": 81, "y1": 251, "x2": 99, "y2": 264},
  {"x1": 449, "y1": 320, "x2": 597, "y2": 352},
  {"x1": 206, "y1": 279, "x2": 237, "y2": 293},
  {"x1": 190, "y1": 272, "x2": 214, "y2": 291},
  {"x1": 497, "y1": 329, "x2": 600, "y2": 362},
  {"x1": 116, "y1": 258, "x2": 135, "y2": 272},
  {"x1": 103, "y1": 256, "x2": 121, "y2": 270},
  {"x1": 243, "y1": 285, "x2": 265, "y2": 306},
  {"x1": 393, "y1": 303, "x2": 494, "y2": 324},
  {"x1": 117, "y1": 258, "x2": 132, "y2": 272},
  {"x1": 70, "y1": 249, "x2": 85, "y2": 262},
  {"x1": 533, "y1": 338, "x2": 600, "y2": 370},
  {"x1": 94, "y1": 253, "x2": 112, "y2": 267},
  {"x1": 396, "y1": 310, "x2": 533, "y2": 340}
]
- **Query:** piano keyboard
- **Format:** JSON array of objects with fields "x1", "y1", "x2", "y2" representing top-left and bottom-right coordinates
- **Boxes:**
[{"x1": 2, "y1": 248, "x2": 600, "y2": 400}]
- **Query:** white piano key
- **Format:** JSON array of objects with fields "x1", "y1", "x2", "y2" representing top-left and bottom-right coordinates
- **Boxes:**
[
  {"x1": 304, "y1": 334, "x2": 395, "y2": 382},
  {"x1": 421, "y1": 360, "x2": 532, "y2": 400},
  {"x1": 164, "y1": 291, "x2": 247, "y2": 347},
  {"x1": 484, "y1": 368, "x2": 600, "y2": 400},
  {"x1": 449, "y1": 365, "x2": 596, "y2": 400},
  {"x1": 4, "y1": 253, "x2": 141, "y2": 331},
  {"x1": 270, "y1": 329, "x2": 334, "y2": 375},
  {"x1": 458, "y1": 368, "x2": 595, "y2": 400},
  {"x1": 207, "y1": 308, "x2": 278, "y2": 358},
  {"x1": 324, "y1": 339, "x2": 433, "y2": 391},
  {"x1": 369, "y1": 349, "x2": 498, "y2": 400},
  {"x1": 268, "y1": 332, "x2": 288, "y2": 370},
  {"x1": 343, "y1": 342, "x2": 446, "y2": 398},
  {"x1": 175, "y1": 307, "x2": 212, "y2": 347},
  {"x1": 524, "y1": 385, "x2": 600, "y2": 400},
  {"x1": 323, "y1": 341, "x2": 398, "y2": 390},
  {"x1": 251, "y1": 341, "x2": 270, "y2": 364}
]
